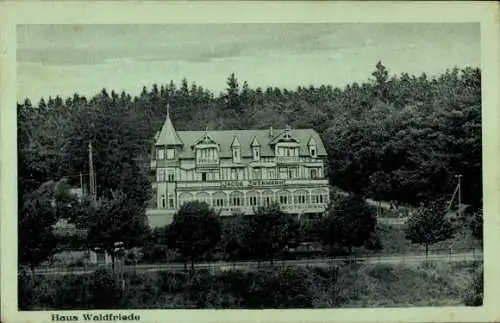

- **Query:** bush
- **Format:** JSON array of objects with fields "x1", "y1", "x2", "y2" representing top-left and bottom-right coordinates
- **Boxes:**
[
  {"x1": 463, "y1": 267, "x2": 483, "y2": 306},
  {"x1": 123, "y1": 272, "x2": 160, "y2": 308},
  {"x1": 18, "y1": 271, "x2": 36, "y2": 310},
  {"x1": 364, "y1": 232, "x2": 383, "y2": 250},
  {"x1": 158, "y1": 271, "x2": 188, "y2": 294},
  {"x1": 241, "y1": 268, "x2": 313, "y2": 308},
  {"x1": 86, "y1": 268, "x2": 124, "y2": 309}
]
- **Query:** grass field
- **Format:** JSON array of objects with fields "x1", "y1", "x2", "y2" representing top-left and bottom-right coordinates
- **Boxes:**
[
  {"x1": 358, "y1": 223, "x2": 482, "y2": 256},
  {"x1": 20, "y1": 260, "x2": 482, "y2": 309}
]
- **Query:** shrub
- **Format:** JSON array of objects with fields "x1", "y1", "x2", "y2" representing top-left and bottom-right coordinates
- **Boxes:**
[
  {"x1": 241, "y1": 268, "x2": 313, "y2": 308},
  {"x1": 123, "y1": 272, "x2": 160, "y2": 308},
  {"x1": 364, "y1": 232, "x2": 383, "y2": 250},
  {"x1": 463, "y1": 267, "x2": 483, "y2": 306},
  {"x1": 86, "y1": 268, "x2": 124, "y2": 309},
  {"x1": 158, "y1": 271, "x2": 188, "y2": 294}
]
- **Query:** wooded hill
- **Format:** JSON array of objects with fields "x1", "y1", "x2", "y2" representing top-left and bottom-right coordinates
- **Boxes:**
[{"x1": 17, "y1": 62, "x2": 482, "y2": 209}]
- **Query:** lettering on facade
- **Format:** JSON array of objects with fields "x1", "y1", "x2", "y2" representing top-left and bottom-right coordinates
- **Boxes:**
[
  {"x1": 220, "y1": 181, "x2": 245, "y2": 189},
  {"x1": 249, "y1": 179, "x2": 285, "y2": 187}
]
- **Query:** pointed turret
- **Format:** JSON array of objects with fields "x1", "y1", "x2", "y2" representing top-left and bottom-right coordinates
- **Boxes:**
[{"x1": 156, "y1": 104, "x2": 183, "y2": 146}]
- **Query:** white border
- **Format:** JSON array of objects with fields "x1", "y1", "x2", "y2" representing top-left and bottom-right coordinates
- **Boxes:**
[{"x1": 1, "y1": 1, "x2": 499, "y2": 323}]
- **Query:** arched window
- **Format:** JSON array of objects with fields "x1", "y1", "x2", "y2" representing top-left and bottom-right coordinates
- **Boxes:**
[
  {"x1": 293, "y1": 190, "x2": 309, "y2": 205},
  {"x1": 277, "y1": 190, "x2": 291, "y2": 205},
  {"x1": 262, "y1": 190, "x2": 274, "y2": 206},
  {"x1": 179, "y1": 193, "x2": 193, "y2": 207},
  {"x1": 229, "y1": 191, "x2": 244, "y2": 207},
  {"x1": 247, "y1": 191, "x2": 260, "y2": 207},
  {"x1": 311, "y1": 189, "x2": 328, "y2": 204},
  {"x1": 196, "y1": 192, "x2": 210, "y2": 206},
  {"x1": 212, "y1": 192, "x2": 227, "y2": 207}
]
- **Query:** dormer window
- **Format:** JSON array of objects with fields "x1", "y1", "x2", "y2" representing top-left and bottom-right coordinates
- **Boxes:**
[
  {"x1": 250, "y1": 136, "x2": 261, "y2": 161},
  {"x1": 233, "y1": 147, "x2": 241, "y2": 163},
  {"x1": 253, "y1": 147, "x2": 260, "y2": 161},
  {"x1": 307, "y1": 136, "x2": 317, "y2": 158},
  {"x1": 193, "y1": 131, "x2": 219, "y2": 165},
  {"x1": 231, "y1": 136, "x2": 241, "y2": 163}
]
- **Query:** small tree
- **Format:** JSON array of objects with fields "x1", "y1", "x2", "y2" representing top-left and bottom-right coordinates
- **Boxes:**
[
  {"x1": 239, "y1": 202, "x2": 300, "y2": 265},
  {"x1": 168, "y1": 201, "x2": 222, "y2": 271},
  {"x1": 86, "y1": 190, "x2": 150, "y2": 271},
  {"x1": 404, "y1": 199, "x2": 454, "y2": 257},
  {"x1": 18, "y1": 180, "x2": 60, "y2": 270},
  {"x1": 469, "y1": 207, "x2": 483, "y2": 241},
  {"x1": 322, "y1": 195, "x2": 377, "y2": 254}
]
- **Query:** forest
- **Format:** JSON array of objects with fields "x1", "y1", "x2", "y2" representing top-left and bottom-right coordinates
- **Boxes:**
[
  {"x1": 17, "y1": 61, "x2": 483, "y2": 309},
  {"x1": 17, "y1": 61, "x2": 482, "y2": 210}
]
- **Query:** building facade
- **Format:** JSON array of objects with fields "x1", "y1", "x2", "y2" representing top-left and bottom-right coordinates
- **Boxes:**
[{"x1": 146, "y1": 109, "x2": 330, "y2": 227}]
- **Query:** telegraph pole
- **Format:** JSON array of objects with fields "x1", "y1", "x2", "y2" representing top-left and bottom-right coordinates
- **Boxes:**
[
  {"x1": 88, "y1": 141, "x2": 96, "y2": 201},
  {"x1": 79, "y1": 172, "x2": 83, "y2": 195},
  {"x1": 455, "y1": 174, "x2": 462, "y2": 217}
]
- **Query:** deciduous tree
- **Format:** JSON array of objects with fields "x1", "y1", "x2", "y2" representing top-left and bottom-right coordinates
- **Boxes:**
[
  {"x1": 168, "y1": 201, "x2": 222, "y2": 271},
  {"x1": 404, "y1": 199, "x2": 455, "y2": 257},
  {"x1": 322, "y1": 195, "x2": 377, "y2": 254}
]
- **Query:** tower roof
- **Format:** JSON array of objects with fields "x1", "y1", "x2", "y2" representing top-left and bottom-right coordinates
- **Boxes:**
[{"x1": 156, "y1": 105, "x2": 183, "y2": 146}]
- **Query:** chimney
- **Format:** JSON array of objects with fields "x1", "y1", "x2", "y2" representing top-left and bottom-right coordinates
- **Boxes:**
[{"x1": 269, "y1": 126, "x2": 273, "y2": 137}]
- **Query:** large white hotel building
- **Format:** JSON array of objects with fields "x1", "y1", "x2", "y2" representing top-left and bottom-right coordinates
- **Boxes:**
[{"x1": 146, "y1": 108, "x2": 330, "y2": 227}]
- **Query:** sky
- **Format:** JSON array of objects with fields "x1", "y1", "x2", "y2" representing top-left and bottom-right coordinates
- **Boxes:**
[{"x1": 16, "y1": 23, "x2": 480, "y2": 103}]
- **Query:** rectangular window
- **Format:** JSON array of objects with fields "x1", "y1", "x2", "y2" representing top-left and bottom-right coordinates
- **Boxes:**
[
  {"x1": 279, "y1": 168, "x2": 288, "y2": 179},
  {"x1": 168, "y1": 194, "x2": 175, "y2": 208},
  {"x1": 167, "y1": 169, "x2": 175, "y2": 182},
  {"x1": 253, "y1": 168, "x2": 262, "y2": 179},
  {"x1": 231, "y1": 168, "x2": 238, "y2": 180},
  {"x1": 202, "y1": 173, "x2": 207, "y2": 182},
  {"x1": 268, "y1": 169, "x2": 276, "y2": 179},
  {"x1": 158, "y1": 170, "x2": 165, "y2": 182},
  {"x1": 158, "y1": 149, "x2": 165, "y2": 160},
  {"x1": 288, "y1": 168, "x2": 297, "y2": 179},
  {"x1": 160, "y1": 195, "x2": 166, "y2": 208},
  {"x1": 253, "y1": 148, "x2": 260, "y2": 160},
  {"x1": 166, "y1": 148, "x2": 175, "y2": 160}
]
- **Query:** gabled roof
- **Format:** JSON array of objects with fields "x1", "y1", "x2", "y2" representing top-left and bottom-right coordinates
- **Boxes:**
[
  {"x1": 230, "y1": 136, "x2": 240, "y2": 147},
  {"x1": 193, "y1": 132, "x2": 217, "y2": 146},
  {"x1": 174, "y1": 128, "x2": 327, "y2": 159},
  {"x1": 307, "y1": 136, "x2": 317, "y2": 146},
  {"x1": 269, "y1": 128, "x2": 300, "y2": 145},
  {"x1": 156, "y1": 108, "x2": 183, "y2": 146},
  {"x1": 250, "y1": 136, "x2": 260, "y2": 147}
]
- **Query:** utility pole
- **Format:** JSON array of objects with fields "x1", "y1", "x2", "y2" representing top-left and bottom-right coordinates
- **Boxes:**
[
  {"x1": 79, "y1": 171, "x2": 83, "y2": 196},
  {"x1": 455, "y1": 174, "x2": 462, "y2": 217},
  {"x1": 88, "y1": 141, "x2": 96, "y2": 201}
]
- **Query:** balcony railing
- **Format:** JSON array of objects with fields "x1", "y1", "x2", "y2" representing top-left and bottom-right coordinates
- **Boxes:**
[
  {"x1": 276, "y1": 156, "x2": 300, "y2": 164},
  {"x1": 197, "y1": 158, "x2": 219, "y2": 164}
]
